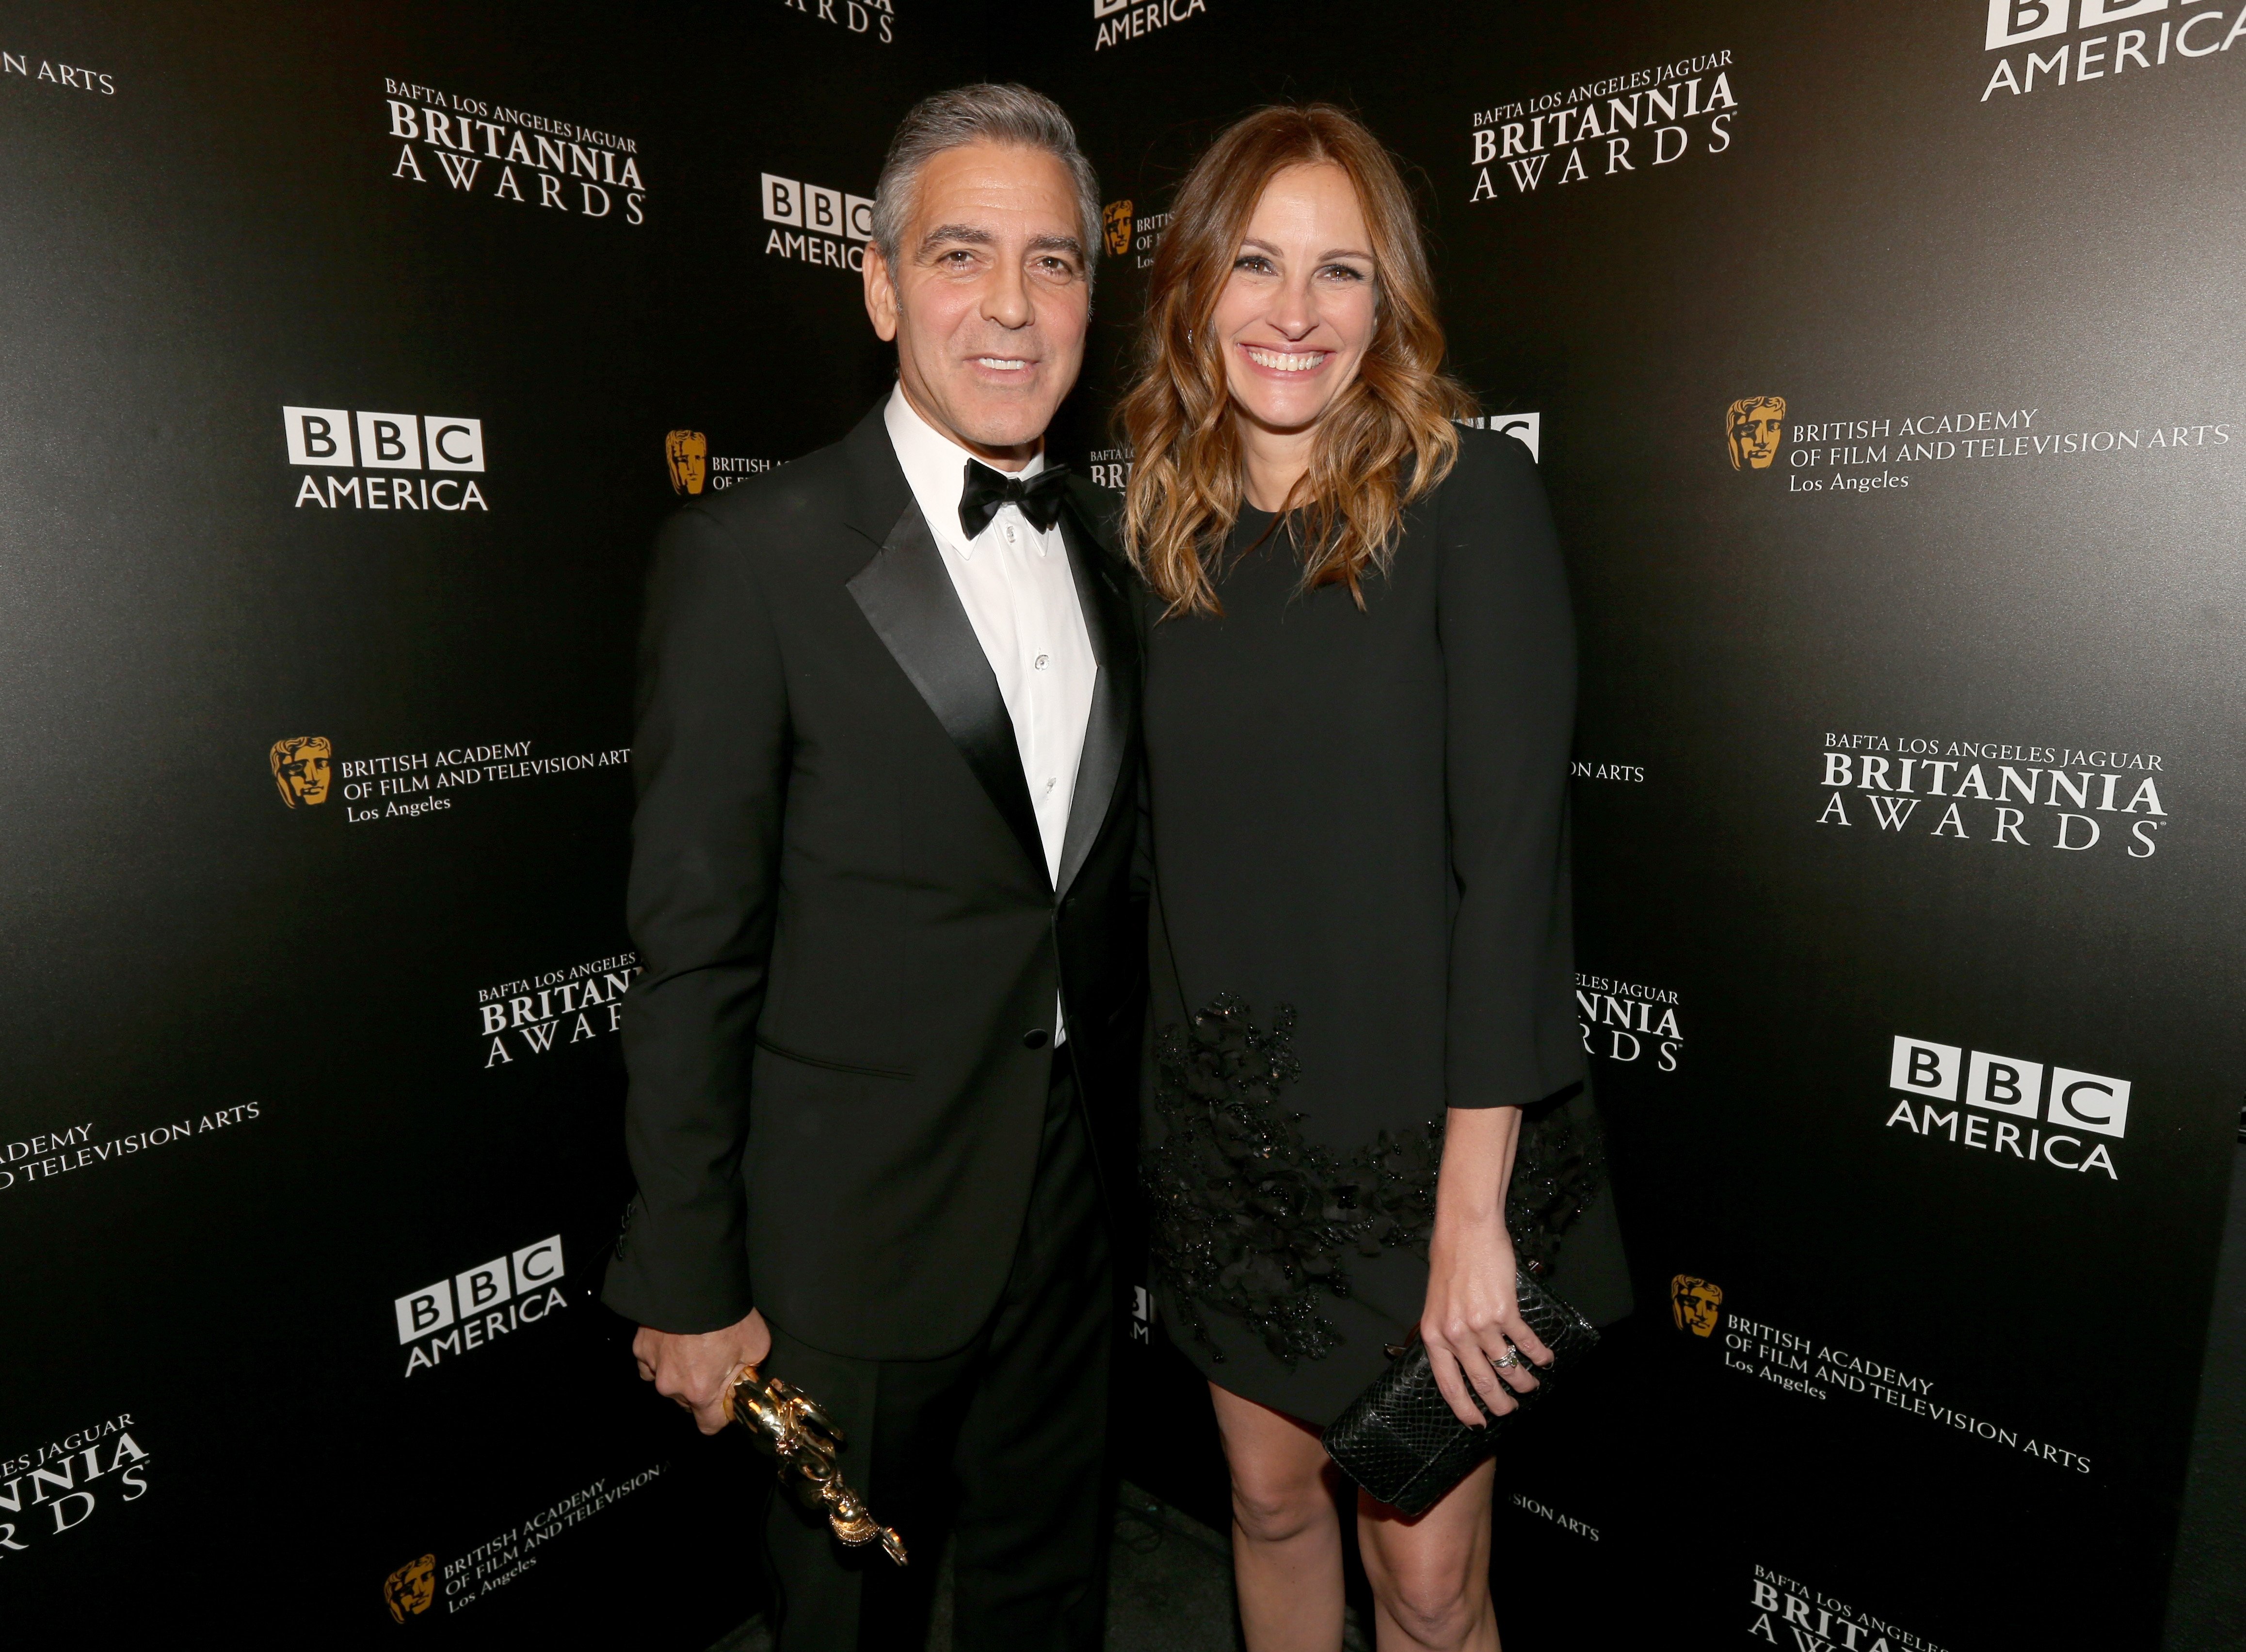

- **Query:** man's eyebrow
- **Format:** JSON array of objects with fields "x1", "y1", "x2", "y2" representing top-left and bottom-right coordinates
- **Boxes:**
[
  {"x1": 1027, "y1": 233, "x2": 1086, "y2": 261},
  {"x1": 916, "y1": 223, "x2": 995, "y2": 255}
]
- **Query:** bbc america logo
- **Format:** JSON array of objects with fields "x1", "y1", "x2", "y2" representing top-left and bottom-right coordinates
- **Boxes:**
[
  {"x1": 1885, "y1": 1035, "x2": 2126, "y2": 1178},
  {"x1": 761, "y1": 174, "x2": 873, "y2": 272},
  {"x1": 1981, "y1": 0, "x2": 2246, "y2": 100},
  {"x1": 394, "y1": 1234, "x2": 566, "y2": 1377},
  {"x1": 283, "y1": 406, "x2": 490, "y2": 512},
  {"x1": 1457, "y1": 412, "x2": 1541, "y2": 461},
  {"x1": 1093, "y1": 0, "x2": 1208, "y2": 52}
]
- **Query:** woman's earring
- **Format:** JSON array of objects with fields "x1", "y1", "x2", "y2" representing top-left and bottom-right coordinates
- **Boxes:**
[{"x1": 1185, "y1": 328, "x2": 1193, "y2": 344}]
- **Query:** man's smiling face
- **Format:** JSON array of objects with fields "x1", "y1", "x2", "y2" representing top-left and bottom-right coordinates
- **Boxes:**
[{"x1": 864, "y1": 141, "x2": 1090, "y2": 468}]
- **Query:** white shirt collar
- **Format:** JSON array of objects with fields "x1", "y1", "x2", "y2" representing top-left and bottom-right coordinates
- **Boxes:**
[{"x1": 883, "y1": 381, "x2": 1045, "y2": 559}]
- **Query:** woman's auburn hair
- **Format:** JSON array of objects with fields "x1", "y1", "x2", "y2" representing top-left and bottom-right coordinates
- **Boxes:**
[{"x1": 1120, "y1": 103, "x2": 1476, "y2": 617}]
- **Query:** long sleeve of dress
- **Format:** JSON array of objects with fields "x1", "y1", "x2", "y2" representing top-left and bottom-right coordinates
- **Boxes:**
[{"x1": 1437, "y1": 433, "x2": 1587, "y2": 1109}]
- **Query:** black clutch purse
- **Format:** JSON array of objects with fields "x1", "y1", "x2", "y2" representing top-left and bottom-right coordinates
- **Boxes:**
[{"x1": 1320, "y1": 1271, "x2": 1600, "y2": 1516}]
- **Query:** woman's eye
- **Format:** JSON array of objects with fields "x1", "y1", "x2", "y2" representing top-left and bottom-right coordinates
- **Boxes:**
[
  {"x1": 1320, "y1": 264, "x2": 1367, "y2": 282},
  {"x1": 1234, "y1": 254, "x2": 1272, "y2": 273}
]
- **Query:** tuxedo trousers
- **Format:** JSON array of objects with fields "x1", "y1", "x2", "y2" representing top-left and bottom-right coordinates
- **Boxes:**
[{"x1": 762, "y1": 1055, "x2": 1113, "y2": 1652}]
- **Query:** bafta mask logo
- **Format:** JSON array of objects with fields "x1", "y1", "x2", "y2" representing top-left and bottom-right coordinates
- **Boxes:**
[
  {"x1": 383, "y1": 1553, "x2": 434, "y2": 1622},
  {"x1": 1669, "y1": 1274, "x2": 1724, "y2": 1338},
  {"x1": 1726, "y1": 397, "x2": 1787, "y2": 471},
  {"x1": 270, "y1": 736, "x2": 334, "y2": 809},
  {"x1": 1102, "y1": 199, "x2": 1134, "y2": 260},
  {"x1": 665, "y1": 429, "x2": 707, "y2": 496}
]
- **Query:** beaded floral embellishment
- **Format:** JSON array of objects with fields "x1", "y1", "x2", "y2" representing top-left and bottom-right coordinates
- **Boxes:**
[{"x1": 1142, "y1": 995, "x2": 1604, "y2": 1367}]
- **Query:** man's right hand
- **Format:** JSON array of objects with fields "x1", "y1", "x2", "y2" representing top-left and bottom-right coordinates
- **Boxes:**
[{"x1": 633, "y1": 1307, "x2": 772, "y2": 1435}]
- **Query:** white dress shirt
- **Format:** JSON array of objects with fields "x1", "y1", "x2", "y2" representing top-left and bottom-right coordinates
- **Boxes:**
[{"x1": 884, "y1": 382, "x2": 1097, "y2": 1038}]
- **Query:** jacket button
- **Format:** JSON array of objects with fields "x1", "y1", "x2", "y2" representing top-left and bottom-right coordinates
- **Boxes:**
[{"x1": 1022, "y1": 1028, "x2": 1050, "y2": 1049}]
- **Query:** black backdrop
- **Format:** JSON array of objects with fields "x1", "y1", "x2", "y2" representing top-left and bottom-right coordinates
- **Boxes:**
[{"x1": 6, "y1": 2, "x2": 2244, "y2": 1646}]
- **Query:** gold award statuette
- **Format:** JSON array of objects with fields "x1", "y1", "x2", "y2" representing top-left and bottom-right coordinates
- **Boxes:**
[{"x1": 724, "y1": 1362, "x2": 907, "y2": 1566}]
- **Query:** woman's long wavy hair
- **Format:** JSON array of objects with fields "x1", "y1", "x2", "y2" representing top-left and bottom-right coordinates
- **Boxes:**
[{"x1": 1121, "y1": 104, "x2": 1475, "y2": 617}]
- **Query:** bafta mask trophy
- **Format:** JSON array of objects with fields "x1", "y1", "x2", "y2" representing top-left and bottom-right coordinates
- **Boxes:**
[
  {"x1": 1102, "y1": 199, "x2": 1134, "y2": 259},
  {"x1": 1725, "y1": 397, "x2": 1787, "y2": 471},
  {"x1": 382, "y1": 1553, "x2": 435, "y2": 1622},
  {"x1": 1669, "y1": 1274, "x2": 1725, "y2": 1337},
  {"x1": 665, "y1": 429, "x2": 708, "y2": 496},
  {"x1": 724, "y1": 1361, "x2": 907, "y2": 1566},
  {"x1": 270, "y1": 736, "x2": 334, "y2": 808}
]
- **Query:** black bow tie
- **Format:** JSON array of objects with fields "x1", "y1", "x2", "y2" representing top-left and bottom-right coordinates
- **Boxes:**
[{"x1": 959, "y1": 460, "x2": 1070, "y2": 541}]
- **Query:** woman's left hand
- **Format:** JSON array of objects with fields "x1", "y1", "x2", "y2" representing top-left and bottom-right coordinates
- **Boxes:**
[{"x1": 1420, "y1": 1208, "x2": 1551, "y2": 1428}]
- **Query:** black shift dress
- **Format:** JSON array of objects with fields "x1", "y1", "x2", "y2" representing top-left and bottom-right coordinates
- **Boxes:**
[{"x1": 1139, "y1": 427, "x2": 1633, "y2": 1428}]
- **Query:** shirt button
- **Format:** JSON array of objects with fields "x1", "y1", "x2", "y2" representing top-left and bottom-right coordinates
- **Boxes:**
[
  {"x1": 1022, "y1": 1028, "x2": 1050, "y2": 1049},
  {"x1": 1004, "y1": 524, "x2": 1018, "y2": 544},
  {"x1": 1043, "y1": 778, "x2": 1056, "y2": 794},
  {"x1": 1034, "y1": 653, "x2": 1050, "y2": 670}
]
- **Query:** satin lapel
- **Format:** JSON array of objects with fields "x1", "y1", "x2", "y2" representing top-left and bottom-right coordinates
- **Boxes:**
[
  {"x1": 837, "y1": 399, "x2": 915, "y2": 553},
  {"x1": 1055, "y1": 498, "x2": 1136, "y2": 898},
  {"x1": 848, "y1": 499, "x2": 1050, "y2": 888}
]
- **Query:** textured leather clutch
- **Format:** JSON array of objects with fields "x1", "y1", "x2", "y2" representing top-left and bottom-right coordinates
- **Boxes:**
[{"x1": 1320, "y1": 1271, "x2": 1600, "y2": 1516}]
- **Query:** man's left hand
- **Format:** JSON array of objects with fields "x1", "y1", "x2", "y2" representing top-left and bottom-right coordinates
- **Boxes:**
[{"x1": 633, "y1": 1307, "x2": 772, "y2": 1435}]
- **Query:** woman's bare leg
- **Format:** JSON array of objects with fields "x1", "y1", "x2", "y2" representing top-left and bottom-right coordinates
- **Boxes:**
[
  {"x1": 1209, "y1": 1382, "x2": 1348, "y2": 1651},
  {"x1": 1355, "y1": 1458, "x2": 1499, "y2": 1652}
]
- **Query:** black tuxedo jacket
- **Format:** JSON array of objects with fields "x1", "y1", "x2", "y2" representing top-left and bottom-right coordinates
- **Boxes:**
[{"x1": 601, "y1": 402, "x2": 1143, "y2": 1361}]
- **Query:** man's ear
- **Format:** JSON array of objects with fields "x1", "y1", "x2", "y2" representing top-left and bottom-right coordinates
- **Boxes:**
[{"x1": 864, "y1": 243, "x2": 899, "y2": 343}]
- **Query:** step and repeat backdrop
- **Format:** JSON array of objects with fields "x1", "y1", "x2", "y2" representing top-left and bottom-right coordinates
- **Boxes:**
[
  {"x1": 4, "y1": 0, "x2": 2242, "y2": 1647},
  {"x1": 998, "y1": 1, "x2": 2246, "y2": 1649},
  {"x1": 0, "y1": 0, "x2": 970, "y2": 1641}
]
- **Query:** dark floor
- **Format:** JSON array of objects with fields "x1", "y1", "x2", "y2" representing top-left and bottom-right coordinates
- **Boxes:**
[{"x1": 706, "y1": 1482, "x2": 1372, "y2": 1652}]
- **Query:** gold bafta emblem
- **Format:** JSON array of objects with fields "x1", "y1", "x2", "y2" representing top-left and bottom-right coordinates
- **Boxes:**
[
  {"x1": 270, "y1": 736, "x2": 333, "y2": 809},
  {"x1": 1725, "y1": 397, "x2": 1786, "y2": 471},
  {"x1": 383, "y1": 1553, "x2": 434, "y2": 1622},
  {"x1": 1669, "y1": 1274, "x2": 1724, "y2": 1338},
  {"x1": 1102, "y1": 199, "x2": 1134, "y2": 259},
  {"x1": 665, "y1": 429, "x2": 708, "y2": 496}
]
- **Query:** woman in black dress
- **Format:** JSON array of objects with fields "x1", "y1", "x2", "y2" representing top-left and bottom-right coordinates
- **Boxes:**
[{"x1": 1120, "y1": 106, "x2": 1632, "y2": 1650}]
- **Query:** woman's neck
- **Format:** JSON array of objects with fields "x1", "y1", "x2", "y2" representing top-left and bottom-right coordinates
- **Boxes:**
[{"x1": 1237, "y1": 417, "x2": 1316, "y2": 513}]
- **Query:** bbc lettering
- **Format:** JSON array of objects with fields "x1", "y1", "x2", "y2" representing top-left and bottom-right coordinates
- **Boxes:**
[
  {"x1": 1890, "y1": 1036, "x2": 2128, "y2": 1136},
  {"x1": 1457, "y1": 411, "x2": 1542, "y2": 462},
  {"x1": 393, "y1": 1235, "x2": 566, "y2": 1376},
  {"x1": 1988, "y1": 0, "x2": 2184, "y2": 49},
  {"x1": 760, "y1": 174, "x2": 873, "y2": 271},
  {"x1": 284, "y1": 406, "x2": 490, "y2": 512},
  {"x1": 284, "y1": 408, "x2": 484, "y2": 471},
  {"x1": 395, "y1": 1235, "x2": 562, "y2": 1340},
  {"x1": 1886, "y1": 1035, "x2": 2127, "y2": 1178},
  {"x1": 760, "y1": 175, "x2": 872, "y2": 241}
]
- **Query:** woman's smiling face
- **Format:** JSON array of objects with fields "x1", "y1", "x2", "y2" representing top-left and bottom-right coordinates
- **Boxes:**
[{"x1": 1212, "y1": 162, "x2": 1378, "y2": 443}]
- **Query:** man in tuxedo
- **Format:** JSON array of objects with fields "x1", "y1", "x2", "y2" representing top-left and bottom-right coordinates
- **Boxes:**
[{"x1": 602, "y1": 84, "x2": 1140, "y2": 1651}]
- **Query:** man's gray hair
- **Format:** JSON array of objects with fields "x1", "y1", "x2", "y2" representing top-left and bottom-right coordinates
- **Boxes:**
[{"x1": 872, "y1": 83, "x2": 1102, "y2": 283}]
